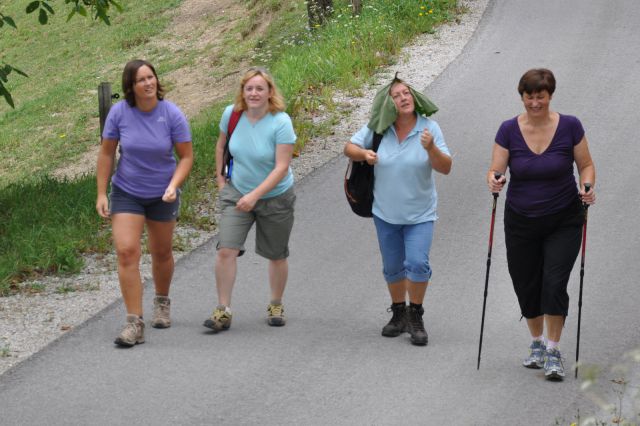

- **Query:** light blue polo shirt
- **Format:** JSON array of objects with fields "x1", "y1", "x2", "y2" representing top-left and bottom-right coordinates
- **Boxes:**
[
  {"x1": 350, "y1": 114, "x2": 450, "y2": 224},
  {"x1": 219, "y1": 105, "x2": 296, "y2": 198}
]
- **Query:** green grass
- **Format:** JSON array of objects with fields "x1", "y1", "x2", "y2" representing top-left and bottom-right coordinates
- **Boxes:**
[
  {"x1": 0, "y1": 0, "x2": 183, "y2": 186},
  {"x1": 0, "y1": 175, "x2": 110, "y2": 294},
  {"x1": 0, "y1": 0, "x2": 461, "y2": 293}
]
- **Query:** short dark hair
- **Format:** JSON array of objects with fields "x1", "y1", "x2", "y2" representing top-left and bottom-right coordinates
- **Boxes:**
[
  {"x1": 518, "y1": 68, "x2": 556, "y2": 96},
  {"x1": 121, "y1": 59, "x2": 164, "y2": 107}
]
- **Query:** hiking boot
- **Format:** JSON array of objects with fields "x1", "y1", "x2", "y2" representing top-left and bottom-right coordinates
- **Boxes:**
[
  {"x1": 523, "y1": 340, "x2": 546, "y2": 369},
  {"x1": 381, "y1": 304, "x2": 406, "y2": 337},
  {"x1": 267, "y1": 303, "x2": 286, "y2": 327},
  {"x1": 151, "y1": 296, "x2": 171, "y2": 329},
  {"x1": 544, "y1": 348, "x2": 565, "y2": 381},
  {"x1": 114, "y1": 314, "x2": 145, "y2": 347},
  {"x1": 203, "y1": 305, "x2": 232, "y2": 332},
  {"x1": 406, "y1": 305, "x2": 428, "y2": 346}
]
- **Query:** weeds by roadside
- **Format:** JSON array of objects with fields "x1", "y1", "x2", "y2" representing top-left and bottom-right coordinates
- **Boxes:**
[{"x1": 554, "y1": 348, "x2": 640, "y2": 425}]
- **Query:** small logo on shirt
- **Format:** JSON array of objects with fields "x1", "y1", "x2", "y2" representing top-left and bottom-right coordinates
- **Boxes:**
[{"x1": 157, "y1": 116, "x2": 166, "y2": 123}]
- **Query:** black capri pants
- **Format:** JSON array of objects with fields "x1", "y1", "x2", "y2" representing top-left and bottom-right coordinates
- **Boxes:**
[{"x1": 504, "y1": 198, "x2": 585, "y2": 318}]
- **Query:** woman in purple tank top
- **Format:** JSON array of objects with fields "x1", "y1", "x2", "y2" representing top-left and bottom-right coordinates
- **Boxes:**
[{"x1": 486, "y1": 68, "x2": 595, "y2": 381}]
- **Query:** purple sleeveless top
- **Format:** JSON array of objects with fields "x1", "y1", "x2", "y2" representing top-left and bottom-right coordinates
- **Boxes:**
[{"x1": 495, "y1": 114, "x2": 585, "y2": 217}]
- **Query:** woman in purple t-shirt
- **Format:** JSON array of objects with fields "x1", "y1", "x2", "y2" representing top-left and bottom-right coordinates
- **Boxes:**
[
  {"x1": 487, "y1": 68, "x2": 595, "y2": 381},
  {"x1": 96, "y1": 60, "x2": 193, "y2": 348}
]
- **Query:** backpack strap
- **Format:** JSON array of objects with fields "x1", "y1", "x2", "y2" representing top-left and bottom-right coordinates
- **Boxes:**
[
  {"x1": 227, "y1": 109, "x2": 243, "y2": 139},
  {"x1": 220, "y1": 110, "x2": 243, "y2": 179},
  {"x1": 372, "y1": 132, "x2": 383, "y2": 152}
]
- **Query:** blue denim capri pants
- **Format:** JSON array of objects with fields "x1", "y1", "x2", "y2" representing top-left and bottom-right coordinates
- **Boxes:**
[{"x1": 373, "y1": 215, "x2": 434, "y2": 284}]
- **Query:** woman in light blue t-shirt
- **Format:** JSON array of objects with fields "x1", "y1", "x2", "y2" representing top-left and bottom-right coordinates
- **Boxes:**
[
  {"x1": 344, "y1": 76, "x2": 452, "y2": 346},
  {"x1": 203, "y1": 67, "x2": 296, "y2": 333}
]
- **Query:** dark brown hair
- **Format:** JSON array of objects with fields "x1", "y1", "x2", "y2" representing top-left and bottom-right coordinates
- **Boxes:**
[
  {"x1": 122, "y1": 59, "x2": 164, "y2": 107},
  {"x1": 518, "y1": 68, "x2": 556, "y2": 96}
]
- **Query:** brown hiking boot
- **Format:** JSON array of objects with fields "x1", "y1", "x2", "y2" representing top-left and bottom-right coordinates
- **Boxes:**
[
  {"x1": 151, "y1": 296, "x2": 171, "y2": 329},
  {"x1": 114, "y1": 314, "x2": 145, "y2": 347}
]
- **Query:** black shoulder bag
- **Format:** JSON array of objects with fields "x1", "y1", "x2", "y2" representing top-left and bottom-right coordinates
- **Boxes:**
[{"x1": 344, "y1": 132, "x2": 383, "y2": 217}]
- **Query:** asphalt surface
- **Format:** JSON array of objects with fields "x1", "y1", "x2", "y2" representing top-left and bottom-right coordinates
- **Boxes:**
[{"x1": 2, "y1": 1, "x2": 640, "y2": 425}]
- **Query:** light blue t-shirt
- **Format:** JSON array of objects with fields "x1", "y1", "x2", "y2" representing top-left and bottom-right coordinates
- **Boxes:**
[
  {"x1": 103, "y1": 100, "x2": 192, "y2": 198},
  {"x1": 350, "y1": 114, "x2": 450, "y2": 224},
  {"x1": 219, "y1": 105, "x2": 296, "y2": 198}
]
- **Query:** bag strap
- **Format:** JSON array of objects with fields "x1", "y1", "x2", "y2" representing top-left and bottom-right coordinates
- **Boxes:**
[
  {"x1": 372, "y1": 132, "x2": 383, "y2": 152},
  {"x1": 220, "y1": 110, "x2": 243, "y2": 179},
  {"x1": 227, "y1": 109, "x2": 243, "y2": 139}
]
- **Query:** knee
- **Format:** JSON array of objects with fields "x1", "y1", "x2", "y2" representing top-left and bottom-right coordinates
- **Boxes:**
[
  {"x1": 116, "y1": 246, "x2": 141, "y2": 268},
  {"x1": 150, "y1": 246, "x2": 173, "y2": 264},
  {"x1": 406, "y1": 255, "x2": 430, "y2": 275},
  {"x1": 406, "y1": 256, "x2": 431, "y2": 282},
  {"x1": 217, "y1": 248, "x2": 239, "y2": 263}
]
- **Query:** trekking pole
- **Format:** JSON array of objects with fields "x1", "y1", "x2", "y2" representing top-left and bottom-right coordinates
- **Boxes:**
[
  {"x1": 575, "y1": 183, "x2": 592, "y2": 379},
  {"x1": 477, "y1": 172, "x2": 503, "y2": 370}
]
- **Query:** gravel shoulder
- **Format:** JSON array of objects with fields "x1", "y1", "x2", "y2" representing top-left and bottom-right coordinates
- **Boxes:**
[{"x1": 0, "y1": 0, "x2": 489, "y2": 376}]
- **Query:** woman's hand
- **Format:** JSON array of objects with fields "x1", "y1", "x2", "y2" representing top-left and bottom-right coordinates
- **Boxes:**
[
  {"x1": 236, "y1": 192, "x2": 259, "y2": 212},
  {"x1": 364, "y1": 150, "x2": 378, "y2": 165},
  {"x1": 162, "y1": 186, "x2": 177, "y2": 203},
  {"x1": 487, "y1": 171, "x2": 506, "y2": 194},
  {"x1": 420, "y1": 129, "x2": 434, "y2": 151},
  {"x1": 96, "y1": 194, "x2": 110, "y2": 218},
  {"x1": 579, "y1": 184, "x2": 596, "y2": 205}
]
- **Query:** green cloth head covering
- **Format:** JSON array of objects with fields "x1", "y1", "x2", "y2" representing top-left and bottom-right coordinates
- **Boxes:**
[{"x1": 367, "y1": 74, "x2": 438, "y2": 134}]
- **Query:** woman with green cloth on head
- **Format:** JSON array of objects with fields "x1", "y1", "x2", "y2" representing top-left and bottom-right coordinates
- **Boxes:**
[{"x1": 344, "y1": 74, "x2": 452, "y2": 346}]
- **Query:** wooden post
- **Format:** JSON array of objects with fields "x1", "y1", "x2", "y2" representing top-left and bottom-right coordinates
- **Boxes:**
[
  {"x1": 98, "y1": 82, "x2": 112, "y2": 136},
  {"x1": 351, "y1": 0, "x2": 362, "y2": 15}
]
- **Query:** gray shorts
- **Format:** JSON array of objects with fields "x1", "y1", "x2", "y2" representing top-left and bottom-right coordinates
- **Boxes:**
[
  {"x1": 216, "y1": 184, "x2": 295, "y2": 259},
  {"x1": 109, "y1": 184, "x2": 179, "y2": 222}
]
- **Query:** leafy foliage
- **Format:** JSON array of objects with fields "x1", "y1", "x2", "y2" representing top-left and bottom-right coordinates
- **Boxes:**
[{"x1": 0, "y1": 0, "x2": 123, "y2": 107}]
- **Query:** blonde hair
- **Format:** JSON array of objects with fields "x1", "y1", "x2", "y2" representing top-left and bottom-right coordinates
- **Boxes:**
[{"x1": 233, "y1": 67, "x2": 286, "y2": 113}]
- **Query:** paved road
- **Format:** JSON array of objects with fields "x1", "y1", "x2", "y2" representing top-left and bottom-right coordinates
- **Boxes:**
[{"x1": 2, "y1": 1, "x2": 640, "y2": 425}]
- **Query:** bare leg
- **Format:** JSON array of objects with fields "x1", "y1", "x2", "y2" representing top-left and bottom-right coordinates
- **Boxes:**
[
  {"x1": 215, "y1": 248, "x2": 240, "y2": 306},
  {"x1": 269, "y1": 258, "x2": 288, "y2": 302},
  {"x1": 112, "y1": 214, "x2": 146, "y2": 317},
  {"x1": 146, "y1": 219, "x2": 176, "y2": 297},
  {"x1": 407, "y1": 280, "x2": 428, "y2": 304},
  {"x1": 526, "y1": 316, "x2": 544, "y2": 338},
  {"x1": 545, "y1": 315, "x2": 564, "y2": 343},
  {"x1": 387, "y1": 278, "x2": 408, "y2": 303}
]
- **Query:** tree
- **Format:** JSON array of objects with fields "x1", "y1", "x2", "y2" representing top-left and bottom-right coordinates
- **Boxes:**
[
  {"x1": 0, "y1": 0, "x2": 122, "y2": 108},
  {"x1": 306, "y1": 0, "x2": 333, "y2": 29}
]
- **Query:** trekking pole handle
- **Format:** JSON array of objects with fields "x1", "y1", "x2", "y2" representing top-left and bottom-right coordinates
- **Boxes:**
[
  {"x1": 492, "y1": 172, "x2": 504, "y2": 198},
  {"x1": 583, "y1": 183, "x2": 592, "y2": 210}
]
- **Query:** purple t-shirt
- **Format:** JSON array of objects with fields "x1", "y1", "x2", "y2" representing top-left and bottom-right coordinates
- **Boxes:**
[
  {"x1": 496, "y1": 114, "x2": 585, "y2": 217},
  {"x1": 102, "y1": 100, "x2": 191, "y2": 198}
]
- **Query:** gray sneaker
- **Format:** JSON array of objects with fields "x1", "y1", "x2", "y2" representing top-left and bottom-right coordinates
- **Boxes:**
[
  {"x1": 544, "y1": 348, "x2": 565, "y2": 381},
  {"x1": 114, "y1": 314, "x2": 145, "y2": 347},
  {"x1": 523, "y1": 340, "x2": 546, "y2": 369},
  {"x1": 151, "y1": 296, "x2": 171, "y2": 329},
  {"x1": 203, "y1": 305, "x2": 232, "y2": 332},
  {"x1": 267, "y1": 303, "x2": 286, "y2": 326}
]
